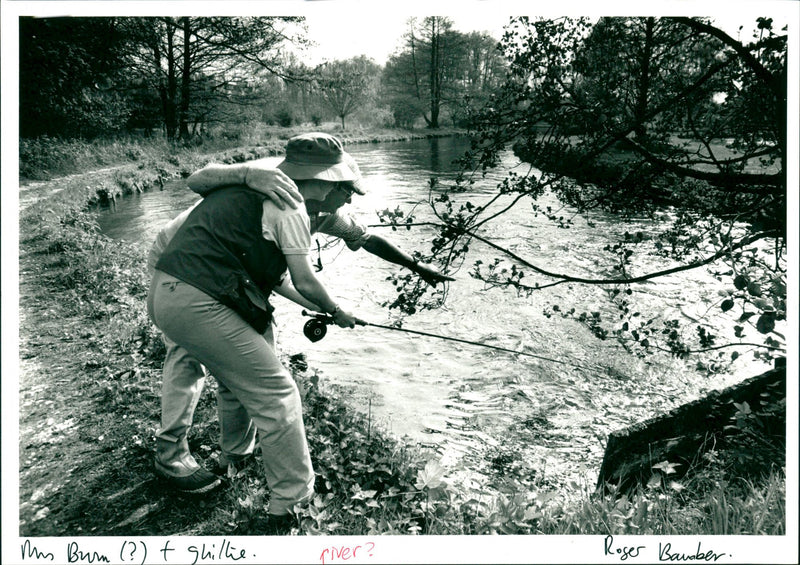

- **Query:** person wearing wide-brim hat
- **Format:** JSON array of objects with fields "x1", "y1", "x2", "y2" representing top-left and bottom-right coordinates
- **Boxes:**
[
  {"x1": 188, "y1": 132, "x2": 453, "y2": 287},
  {"x1": 273, "y1": 132, "x2": 367, "y2": 194},
  {"x1": 147, "y1": 132, "x2": 367, "y2": 534}
]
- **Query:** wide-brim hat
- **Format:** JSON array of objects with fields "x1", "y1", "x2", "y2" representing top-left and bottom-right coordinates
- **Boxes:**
[{"x1": 276, "y1": 132, "x2": 366, "y2": 194}]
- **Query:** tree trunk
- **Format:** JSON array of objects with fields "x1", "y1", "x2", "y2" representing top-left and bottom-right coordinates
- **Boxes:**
[
  {"x1": 429, "y1": 19, "x2": 441, "y2": 128},
  {"x1": 597, "y1": 364, "x2": 786, "y2": 494},
  {"x1": 408, "y1": 25, "x2": 431, "y2": 127},
  {"x1": 163, "y1": 19, "x2": 178, "y2": 141},
  {"x1": 633, "y1": 18, "x2": 655, "y2": 140},
  {"x1": 178, "y1": 17, "x2": 192, "y2": 140},
  {"x1": 151, "y1": 27, "x2": 173, "y2": 141}
]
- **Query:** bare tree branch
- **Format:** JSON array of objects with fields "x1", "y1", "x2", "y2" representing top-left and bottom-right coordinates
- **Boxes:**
[{"x1": 621, "y1": 137, "x2": 782, "y2": 191}]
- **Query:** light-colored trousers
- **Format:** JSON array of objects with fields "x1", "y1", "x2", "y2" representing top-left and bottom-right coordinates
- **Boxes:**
[
  {"x1": 155, "y1": 334, "x2": 259, "y2": 476},
  {"x1": 147, "y1": 270, "x2": 314, "y2": 514}
]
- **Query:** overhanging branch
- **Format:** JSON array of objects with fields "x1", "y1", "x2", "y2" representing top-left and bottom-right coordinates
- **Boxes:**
[
  {"x1": 372, "y1": 221, "x2": 781, "y2": 286},
  {"x1": 669, "y1": 17, "x2": 782, "y2": 96},
  {"x1": 621, "y1": 137, "x2": 782, "y2": 191},
  {"x1": 462, "y1": 225, "x2": 780, "y2": 285}
]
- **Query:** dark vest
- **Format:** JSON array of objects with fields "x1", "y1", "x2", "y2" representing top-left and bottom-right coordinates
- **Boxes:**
[{"x1": 156, "y1": 186, "x2": 288, "y2": 333}]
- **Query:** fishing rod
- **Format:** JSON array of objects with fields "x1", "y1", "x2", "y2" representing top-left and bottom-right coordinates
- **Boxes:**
[{"x1": 301, "y1": 310, "x2": 600, "y2": 372}]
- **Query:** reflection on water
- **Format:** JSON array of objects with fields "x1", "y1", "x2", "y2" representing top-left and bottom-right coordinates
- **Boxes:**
[
  {"x1": 96, "y1": 136, "x2": 765, "y2": 488},
  {"x1": 96, "y1": 138, "x2": 472, "y2": 243},
  {"x1": 96, "y1": 183, "x2": 203, "y2": 246}
]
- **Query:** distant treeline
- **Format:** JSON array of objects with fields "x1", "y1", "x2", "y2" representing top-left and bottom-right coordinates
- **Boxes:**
[{"x1": 19, "y1": 16, "x2": 507, "y2": 140}]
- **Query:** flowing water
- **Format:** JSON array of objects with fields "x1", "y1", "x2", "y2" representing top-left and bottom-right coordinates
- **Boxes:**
[{"x1": 96, "y1": 137, "x2": 769, "y2": 491}]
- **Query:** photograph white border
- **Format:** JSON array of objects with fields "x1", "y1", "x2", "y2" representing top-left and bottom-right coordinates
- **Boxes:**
[{"x1": 3, "y1": 1, "x2": 797, "y2": 564}]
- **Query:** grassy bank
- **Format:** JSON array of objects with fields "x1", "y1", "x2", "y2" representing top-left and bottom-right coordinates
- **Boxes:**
[
  {"x1": 17, "y1": 130, "x2": 786, "y2": 537},
  {"x1": 19, "y1": 125, "x2": 467, "y2": 209},
  {"x1": 19, "y1": 124, "x2": 466, "y2": 184}
]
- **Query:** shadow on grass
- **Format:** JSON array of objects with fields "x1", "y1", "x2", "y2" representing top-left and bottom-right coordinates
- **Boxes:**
[{"x1": 20, "y1": 437, "x2": 237, "y2": 538}]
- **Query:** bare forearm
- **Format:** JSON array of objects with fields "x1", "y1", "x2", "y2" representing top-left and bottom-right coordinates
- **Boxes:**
[
  {"x1": 361, "y1": 234, "x2": 454, "y2": 286},
  {"x1": 285, "y1": 248, "x2": 357, "y2": 327},
  {"x1": 186, "y1": 163, "x2": 247, "y2": 195},
  {"x1": 186, "y1": 161, "x2": 302, "y2": 209},
  {"x1": 272, "y1": 280, "x2": 320, "y2": 311},
  {"x1": 291, "y1": 277, "x2": 339, "y2": 314}
]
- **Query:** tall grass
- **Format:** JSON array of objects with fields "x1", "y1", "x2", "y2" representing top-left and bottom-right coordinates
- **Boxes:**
[
  {"x1": 545, "y1": 468, "x2": 785, "y2": 535},
  {"x1": 19, "y1": 135, "x2": 175, "y2": 180},
  {"x1": 19, "y1": 124, "x2": 467, "y2": 182}
]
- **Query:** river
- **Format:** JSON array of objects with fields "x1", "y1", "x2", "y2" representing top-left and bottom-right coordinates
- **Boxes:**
[{"x1": 96, "y1": 137, "x2": 768, "y2": 492}]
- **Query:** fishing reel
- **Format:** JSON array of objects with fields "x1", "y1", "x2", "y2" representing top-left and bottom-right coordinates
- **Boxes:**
[{"x1": 302, "y1": 310, "x2": 334, "y2": 342}]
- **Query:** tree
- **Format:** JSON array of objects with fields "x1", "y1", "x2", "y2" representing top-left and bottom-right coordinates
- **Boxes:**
[
  {"x1": 382, "y1": 51, "x2": 427, "y2": 128},
  {"x1": 19, "y1": 17, "x2": 131, "y2": 138},
  {"x1": 449, "y1": 31, "x2": 507, "y2": 127},
  {"x1": 423, "y1": 16, "x2": 448, "y2": 128},
  {"x1": 314, "y1": 56, "x2": 380, "y2": 129},
  {"x1": 121, "y1": 16, "x2": 309, "y2": 140},
  {"x1": 383, "y1": 17, "x2": 473, "y2": 128},
  {"x1": 572, "y1": 18, "x2": 720, "y2": 141},
  {"x1": 387, "y1": 16, "x2": 787, "y2": 367},
  {"x1": 19, "y1": 16, "x2": 310, "y2": 141}
]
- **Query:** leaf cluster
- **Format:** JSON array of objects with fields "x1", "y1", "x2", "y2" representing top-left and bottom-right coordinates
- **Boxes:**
[{"x1": 383, "y1": 16, "x2": 787, "y2": 365}]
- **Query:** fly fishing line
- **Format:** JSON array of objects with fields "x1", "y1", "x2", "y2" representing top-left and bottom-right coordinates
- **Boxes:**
[{"x1": 302, "y1": 310, "x2": 603, "y2": 373}]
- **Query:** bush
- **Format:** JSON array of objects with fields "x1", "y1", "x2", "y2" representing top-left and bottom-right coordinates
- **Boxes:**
[
  {"x1": 355, "y1": 106, "x2": 395, "y2": 129},
  {"x1": 392, "y1": 106, "x2": 421, "y2": 129},
  {"x1": 274, "y1": 109, "x2": 295, "y2": 128}
]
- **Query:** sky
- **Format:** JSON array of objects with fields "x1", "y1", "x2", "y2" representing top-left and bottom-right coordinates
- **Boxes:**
[
  {"x1": 293, "y1": 3, "x2": 790, "y2": 66},
  {"x1": 0, "y1": 1, "x2": 790, "y2": 66},
  {"x1": 299, "y1": 11, "x2": 514, "y2": 65}
]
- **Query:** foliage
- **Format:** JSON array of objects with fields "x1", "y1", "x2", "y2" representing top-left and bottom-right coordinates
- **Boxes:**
[
  {"x1": 291, "y1": 369, "x2": 431, "y2": 535},
  {"x1": 20, "y1": 17, "x2": 132, "y2": 139},
  {"x1": 386, "y1": 16, "x2": 786, "y2": 367},
  {"x1": 20, "y1": 15, "x2": 504, "y2": 142},
  {"x1": 561, "y1": 466, "x2": 785, "y2": 535},
  {"x1": 270, "y1": 106, "x2": 298, "y2": 128},
  {"x1": 19, "y1": 17, "x2": 308, "y2": 141},
  {"x1": 353, "y1": 105, "x2": 396, "y2": 129},
  {"x1": 313, "y1": 56, "x2": 382, "y2": 130},
  {"x1": 18, "y1": 130, "x2": 786, "y2": 538},
  {"x1": 383, "y1": 17, "x2": 507, "y2": 129},
  {"x1": 126, "y1": 17, "x2": 312, "y2": 140},
  {"x1": 722, "y1": 384, "x2": 785, "y2": 476},
  {"x1": 19, "y1": 135, "x2": 178, "y2": 181}
]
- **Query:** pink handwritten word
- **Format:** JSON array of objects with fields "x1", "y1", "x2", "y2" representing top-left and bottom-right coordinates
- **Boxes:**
[{"x1": 319, "y1": 541, "x2": 375, "y2": 564}]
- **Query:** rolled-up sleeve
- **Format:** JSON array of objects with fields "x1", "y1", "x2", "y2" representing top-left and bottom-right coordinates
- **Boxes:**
[
  {"x1": 262, "y1": 202, "x2": 311, "y2": 255},
  {"x1": 316, "y1": 211, "x2": 370, "y2": 250}
]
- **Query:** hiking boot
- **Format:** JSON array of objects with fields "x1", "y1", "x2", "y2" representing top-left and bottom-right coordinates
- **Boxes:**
[
  {"x1": 237, "y1": 512, "x2": 296, "y2": 535},
  {"x1": 263, "y1": 513, "x2": 297, "y2": 535},
  {"x1": 154, "y1": 462, "x2": 221, "y2": 494},
  {"x1": 210, "y1": 453, "x2": 253, "y2": 478}
]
